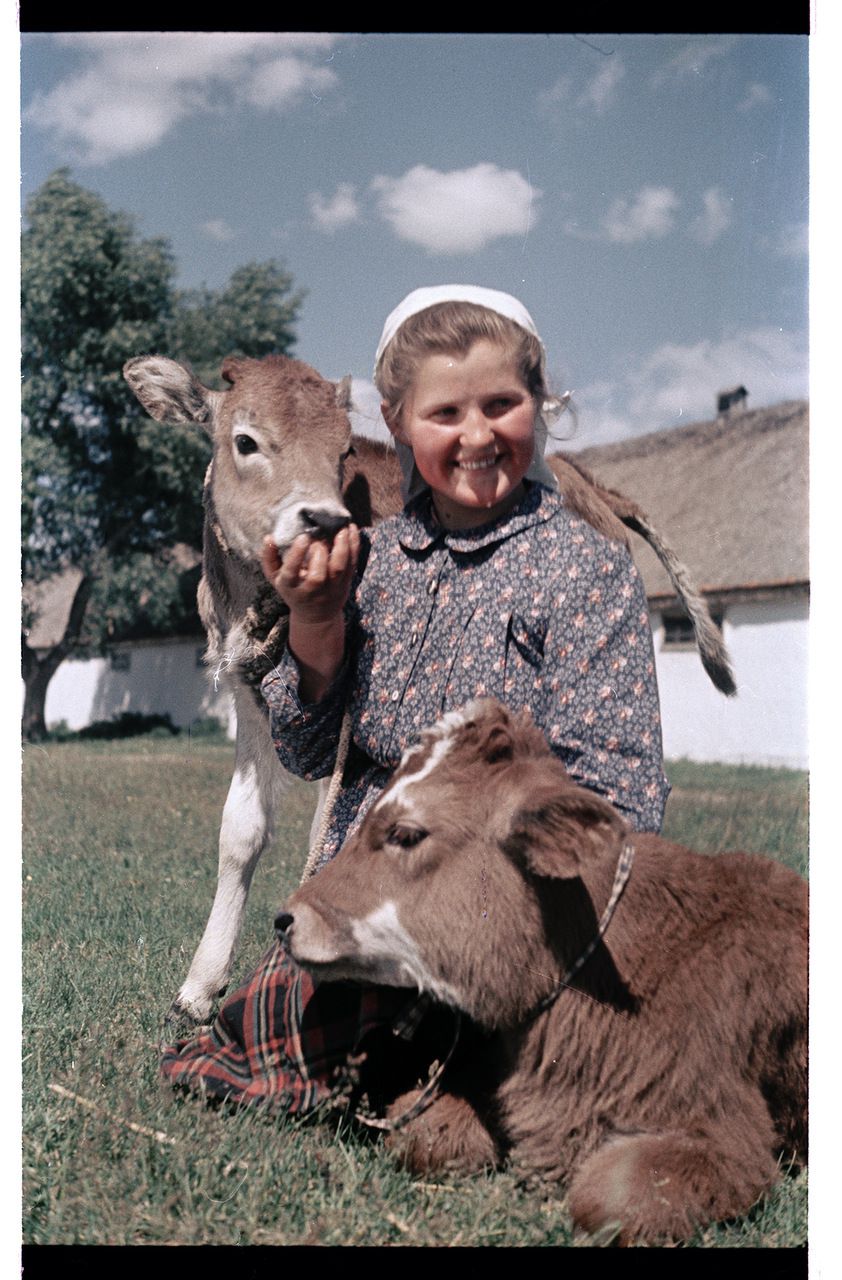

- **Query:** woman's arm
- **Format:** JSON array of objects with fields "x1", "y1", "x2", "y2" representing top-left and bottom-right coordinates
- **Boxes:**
[
  {"x1": 262, "y1": 524, "x2": 360, "y2": 704},
  {"x1": 258, "y1": 524, "x2": 361, "y2": 779},
  {"x1": 260, "y1": 647, "x2": 352, "y2": 781}
]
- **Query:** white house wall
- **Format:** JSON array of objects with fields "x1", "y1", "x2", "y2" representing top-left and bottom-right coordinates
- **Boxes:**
[
  {"x1": 652, "y1": 597, "x2": 808, "y2": 769},
  {"x1": 42, "y1": 638, "x2": 236, "y2": 737}
]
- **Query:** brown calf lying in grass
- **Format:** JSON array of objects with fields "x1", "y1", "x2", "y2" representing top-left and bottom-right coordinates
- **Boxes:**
[{"x1": 278, "y1": 698, "x2": 807, "y2": 1245}]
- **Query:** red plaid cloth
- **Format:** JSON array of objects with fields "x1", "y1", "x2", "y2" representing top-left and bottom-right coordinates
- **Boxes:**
[{"x1": 159, "y1": 940, "x2": 412, "y2": 1113}]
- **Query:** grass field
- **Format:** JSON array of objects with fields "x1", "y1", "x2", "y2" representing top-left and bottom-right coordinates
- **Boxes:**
[{"x1": 22, "y1": 735, "x2": 808, "y2": 1247}]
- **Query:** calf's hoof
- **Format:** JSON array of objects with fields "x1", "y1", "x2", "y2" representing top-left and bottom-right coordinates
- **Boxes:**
[{"x1": 162, "y1": 985, "x2": 225, "y2": 1035}]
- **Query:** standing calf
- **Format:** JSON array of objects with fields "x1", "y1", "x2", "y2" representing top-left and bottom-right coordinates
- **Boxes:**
[
  {"x1": 124, "y1": 352, "x2": 735, "y2": 1026},
  {"x1": 279, "y1": 698, "x2": 806, "y2": 1245}
]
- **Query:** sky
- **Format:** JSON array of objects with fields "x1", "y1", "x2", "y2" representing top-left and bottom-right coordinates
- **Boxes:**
[{"x1": 18, "y1": 30, "x2": 810, "y2": 450}]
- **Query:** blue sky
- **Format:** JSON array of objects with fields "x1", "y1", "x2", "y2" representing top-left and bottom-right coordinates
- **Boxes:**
[{"x1": 20, "y1": 31, "x2": 809, "y2": 448}]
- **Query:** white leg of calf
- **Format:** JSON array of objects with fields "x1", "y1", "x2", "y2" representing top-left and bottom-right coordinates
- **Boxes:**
[{"x1": 171, "y1": 711, "x2": 287, "y2": 1023}]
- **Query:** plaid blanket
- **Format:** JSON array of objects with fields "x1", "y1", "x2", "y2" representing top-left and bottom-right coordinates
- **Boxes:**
[{"x1": 159, "y1": 940, "x2": 417, "y2": 1114}]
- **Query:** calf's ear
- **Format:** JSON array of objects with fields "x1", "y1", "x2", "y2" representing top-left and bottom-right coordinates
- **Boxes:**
[
  {"x1": 123, "y1": 356, "x2": 220, "y2": 433},
  {"x1": 501, "y1": 771, "x2": 627, "y2": 879},
  {"x1": 467, "y1": 701, "x2": 542, "y2": 765},
  {"x1": 335, "y1": 374, "x2": 353, "y2": 410}
]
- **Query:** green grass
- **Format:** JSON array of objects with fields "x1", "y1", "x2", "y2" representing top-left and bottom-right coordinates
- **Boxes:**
[
  {"x1": 22, "y1": 739, "x2": 808, "y2": 1247},
  {"x1": 662, "y1": 757, "x2": 808, "y2": 877}
]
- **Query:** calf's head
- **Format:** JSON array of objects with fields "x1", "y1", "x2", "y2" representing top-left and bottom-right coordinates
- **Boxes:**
[
  {"x1": 123, "y1": 353, "x2": 354, "y2": 560},
  {"x1": 278, "y1": 699, "x2": 629, "y2": 1029}
]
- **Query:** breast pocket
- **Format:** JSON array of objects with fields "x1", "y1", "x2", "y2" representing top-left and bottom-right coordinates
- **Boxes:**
[{"x1": 503, "y1": 612, "x2": 548, "y2": 703}]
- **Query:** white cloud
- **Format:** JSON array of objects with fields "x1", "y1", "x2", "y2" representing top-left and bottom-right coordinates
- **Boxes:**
[
  {"x1": 537, "y1": 58, "x2": 623, "y2": 120},
  {"x1": 570, "y1": 185, "x2": 731, "y2": 248},
  {"x1": 737, "y1": 82, "x2": 773, "y2": 112},
  {"x1": 763, "y1": 220, "x2": 809, "y2": 259},
  {"x1": 371, "y1": 163, "x2": 540, "y2": 255},
  {"x1": 25, "y1": 66, "x2": 185, "y2": 165},
  {"x1": 242, "y1": 55, "x2": 337, "y2": 109},
  {"x1": 200, "y1": 219, "x2": 236, "y2": 243},
  {"x1": 650, "y1": 36, "x2": 736, "y2": 88},
  {"x1": 575, "y1": 327, "x2": 808, "y2": 443},
  {"x1": 309, "y1": 183, "x2": 361, "y2": 233},
  {"x1": 602, "y1": 186, "x2": 680, "y2": 244},
  {"x1": 23, "y1": 32, "x2": 340, "y2": 165},
  {"x1": 537, "y1": 74, "x2": 572, "y2": 115},
  {"x1": 689, "y1": 187, "x2": 733, "y2": 245},
  {"x1": 577, "y1": 58, "x2": 625, "y2": 114},
  {"x1": 628, "y1": 328, "x2": 808, "y2": 423},
  {"x1": 549, "y1": 380, "x2": 630, "y2": 449}
]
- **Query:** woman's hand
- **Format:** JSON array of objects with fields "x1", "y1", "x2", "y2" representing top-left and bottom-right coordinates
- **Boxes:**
[
  {"x1": 261, "y1": 525, "x2": 360, "y2": 704},
  {"x1": 262, "y1": 524, "x2": 360, "y2": 626}
]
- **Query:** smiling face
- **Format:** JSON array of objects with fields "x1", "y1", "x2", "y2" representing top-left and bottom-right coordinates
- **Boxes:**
[{"x1": 384, "y1": 339, "x2": 537, "y2": 530}]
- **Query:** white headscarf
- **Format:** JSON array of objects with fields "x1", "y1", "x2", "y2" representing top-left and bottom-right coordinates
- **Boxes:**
[{"x1": 374, "y1": 284, "x2": 561, "y2": 503}]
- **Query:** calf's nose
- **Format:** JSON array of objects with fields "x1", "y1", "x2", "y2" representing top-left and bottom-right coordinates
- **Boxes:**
[
  {"x1": 275, "y1": 911, "x2": 294, "y2": 939},
  {"x1": 301, "y1": 508, "x2": 351, "y2": 540}
]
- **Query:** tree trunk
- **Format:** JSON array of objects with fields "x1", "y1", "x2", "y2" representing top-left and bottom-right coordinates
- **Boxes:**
[
  {"x1": 21, "y1": 649, "x2": 63, "y2": 741},
  {"x1": 21, "y1": 574, "x2": 93, "y2": 741}
]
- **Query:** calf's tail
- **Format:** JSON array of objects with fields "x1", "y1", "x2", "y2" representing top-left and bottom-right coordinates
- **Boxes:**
[
  {"x1": 555, "y1": 454, "x2": 736, "y2": 697},
  {"x1": 621, "y1": 511, "x2": 737, "y2": 697}
]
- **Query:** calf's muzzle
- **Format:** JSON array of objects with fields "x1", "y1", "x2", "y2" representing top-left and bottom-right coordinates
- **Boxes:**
[{"x1": 301, "y1": 508, "x2": 351, "y2": 539}]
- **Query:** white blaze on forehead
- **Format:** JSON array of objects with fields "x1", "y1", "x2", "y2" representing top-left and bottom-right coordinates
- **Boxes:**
[
  {"x1": 351, "y1": 901, "x2": 462, "y2": 1004},
  {"x1": 376, "y1": 705, "x2": 470, "y2": 814},
  {"x1": 231, "y1": 408, "x2": 255, "y2": 433}
]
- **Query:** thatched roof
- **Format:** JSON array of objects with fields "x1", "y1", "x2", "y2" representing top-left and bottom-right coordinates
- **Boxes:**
[
  {"x1": 23, "y1": 544, "x2": 203, "y2": 652},
  {"x1": 22, "y1": 568, "x2": 85, "y2": 650},
  {"x1": 562, "y1": 399, "x2": 808, "y2": 602}
]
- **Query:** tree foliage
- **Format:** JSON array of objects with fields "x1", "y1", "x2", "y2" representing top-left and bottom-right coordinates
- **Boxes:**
[
  {"x1": 21, "y1": 169, "x2": 304, "y2": 737},
  {"x1": 22, "y1": 168, "x2": 179, "y2": 578},
  {"x1": 173, "y1": 261, "x2": 305, "y2": 390}
]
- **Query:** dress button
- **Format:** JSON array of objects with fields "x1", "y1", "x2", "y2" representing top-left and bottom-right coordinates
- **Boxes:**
[
  {"x1": 427, "y1": 579, "x2": 437, "y2": 595},
  {"x1": 391, "y1": 690, "x2": 400, "y2": 702}
]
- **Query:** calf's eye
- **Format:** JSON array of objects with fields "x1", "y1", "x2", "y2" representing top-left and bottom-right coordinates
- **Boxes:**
[
  {"x1": 235, "y1": 434, "x2": 258, "y2": 455},
  {"x1": 387, "y1": 823, "x2": 428, "y2": 851}
]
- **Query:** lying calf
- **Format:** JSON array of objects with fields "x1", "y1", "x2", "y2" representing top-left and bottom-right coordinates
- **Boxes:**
[{"x1": 277, "y1": 698, "x2": 807, "y2": 1245}]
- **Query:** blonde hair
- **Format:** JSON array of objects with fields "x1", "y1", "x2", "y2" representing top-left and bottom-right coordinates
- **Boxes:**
[{"x1": 374, "y1": 301, "x2": 549, "y2": 428}]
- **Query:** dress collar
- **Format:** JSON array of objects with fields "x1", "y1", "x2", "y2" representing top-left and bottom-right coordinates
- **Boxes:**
[{"x1": 395, "y1": 480, "x2": 559, "y2": 553}]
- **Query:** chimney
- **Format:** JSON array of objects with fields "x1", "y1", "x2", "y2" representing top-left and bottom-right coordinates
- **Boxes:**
[{"x1": 717, "y1": 385, "x2": 748, "y2": 416}]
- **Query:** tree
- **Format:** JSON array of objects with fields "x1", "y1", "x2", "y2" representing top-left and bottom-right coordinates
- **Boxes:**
[
  {"x1": 173, "y1": 260, "x2": 304, "y2": 390},
  {"x1": 21, "y1": 169, "x2": 304, "y2": 739}
]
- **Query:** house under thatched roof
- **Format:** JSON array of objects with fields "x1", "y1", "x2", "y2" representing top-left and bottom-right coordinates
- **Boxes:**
[{"x1": 561, "y1": 399, "x2": 808, "y2": 607}]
